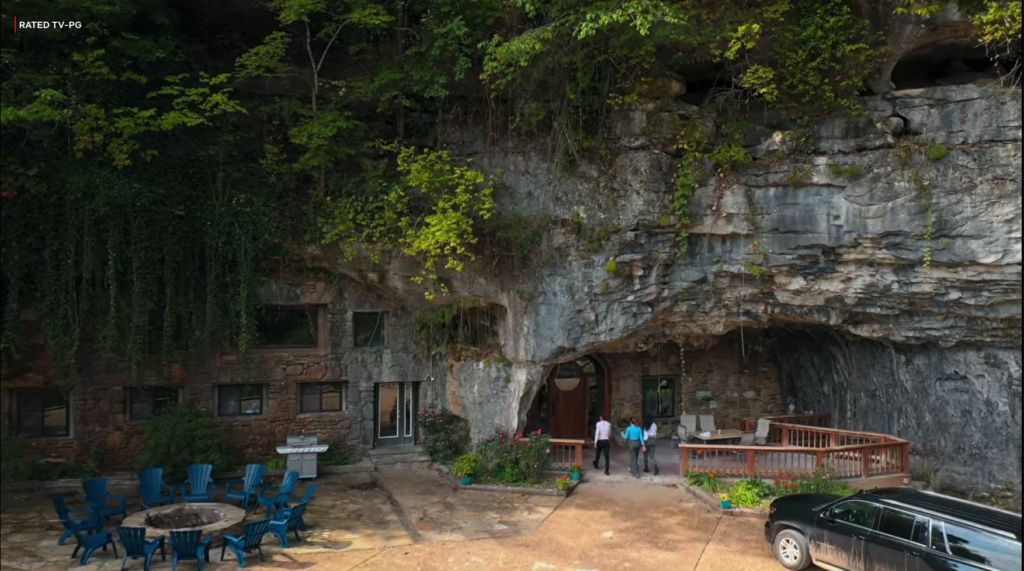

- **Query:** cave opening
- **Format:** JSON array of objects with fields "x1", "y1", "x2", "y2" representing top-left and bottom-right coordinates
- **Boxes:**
[{"x1": 891, "y1": 42, "x2": 1002, "y2": 90}]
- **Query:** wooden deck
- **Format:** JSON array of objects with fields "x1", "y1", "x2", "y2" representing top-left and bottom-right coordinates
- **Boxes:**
[{"x1": 681, "y1": 420, "x2": 911, "y2": 484}]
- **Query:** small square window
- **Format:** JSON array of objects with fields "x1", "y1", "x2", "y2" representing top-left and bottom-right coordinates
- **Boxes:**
[
  {"x1": 256, "y1": 306, "x2": 319, "y2": 348},
  {"x1": 299, "y1": 382, "x2": 347, "y2": 413},
  {"x1": 353, "y1": 312, "x2": 386, "y2": 348},
  {"x1": 15, "y1": 389, "x2": 70, "y2": 438},
  {"x1": 217, "y1": 384, "x2": 266, "y2": 417},
  {"x1": 126, "y1": 387, "x2": 180, "y2": 421}
]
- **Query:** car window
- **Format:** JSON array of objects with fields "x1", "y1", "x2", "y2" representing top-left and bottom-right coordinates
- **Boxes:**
[
  {"x1": 878, "y1": 508, "x2": 929, "y2": 545},
  {"x1": 931, "y1": 521, "x2": 948, "y2": 552},
  {"x1": 942, "y1": 521, "x2": 1022, "y2": 570},
  {"x1": 831, "y1": 500, "x2": 878, "y2": 528}
]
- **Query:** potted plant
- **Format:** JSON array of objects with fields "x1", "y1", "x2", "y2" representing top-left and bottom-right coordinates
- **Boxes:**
[
  {"x1": 452, "y1": 454, "x2": 479, "y2": 485},
  {"x1": 569, "y1": 464, "x2": 583, "y2": 481},
  {"x1": 719, "y1": 493, "x2": 732, "y2": 510},
  {"x1": 555, "y1": 475, "x2": 572, "y2": 492}
]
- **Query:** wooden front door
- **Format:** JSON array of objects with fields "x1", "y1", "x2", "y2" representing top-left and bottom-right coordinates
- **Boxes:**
[
  {"x1": 374, "y1": 382, "x2": 419, "y2": 447},
  {"x1": 549, "y1": 378, "x2": 588, "y2": 439}
]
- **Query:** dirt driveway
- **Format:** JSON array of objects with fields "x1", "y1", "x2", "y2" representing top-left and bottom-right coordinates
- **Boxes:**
[{"x1": 295, "y1": 480, "x2": 780, "y2": 571}]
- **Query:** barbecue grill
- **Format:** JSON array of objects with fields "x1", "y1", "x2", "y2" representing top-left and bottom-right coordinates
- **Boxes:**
[{"x1": 275, "y1": 434, "x2": 329, "y2": 479}]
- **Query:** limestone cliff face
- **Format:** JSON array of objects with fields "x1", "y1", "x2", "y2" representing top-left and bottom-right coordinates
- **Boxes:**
[{"x1": 361, "y1": 84, "x2": 1021, "y2": 494}]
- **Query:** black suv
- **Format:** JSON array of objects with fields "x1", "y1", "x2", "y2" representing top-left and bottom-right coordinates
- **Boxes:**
[{"x1": 765, "y1": 488, "x2": 1022, "y2": 571}]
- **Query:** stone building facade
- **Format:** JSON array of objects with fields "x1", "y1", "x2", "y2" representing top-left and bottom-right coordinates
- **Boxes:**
[{"x1": 0, "y1": 279, "x2": 440, "y2": 470}]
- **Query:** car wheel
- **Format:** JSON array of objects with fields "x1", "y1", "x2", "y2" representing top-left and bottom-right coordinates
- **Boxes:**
[{"x1": 773, "y1": 529, "x2": 811, "y2": 570}]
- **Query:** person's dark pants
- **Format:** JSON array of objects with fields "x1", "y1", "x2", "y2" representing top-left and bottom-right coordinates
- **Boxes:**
[
  {"x1": 629, "y1": 441, "x2": 643, "y2": 477},
  {"x1": 593, "y1": 439, "x2": 610, "y2": 473},
  {"x1": 644, "y1": 440, "x2": 659, "y2": 474}
]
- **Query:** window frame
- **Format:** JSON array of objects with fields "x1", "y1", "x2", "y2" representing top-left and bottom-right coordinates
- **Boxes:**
[
  {"x1": 216, "y1": 384, "x2": 267, "y2": 417},
  {"x1": 828, "y1": 500, "x2": 881, "y2": 531},
  {"x1": 353, "y1": 311, "x2": 388, "y2": 348},
  {"x1": 14, "y1": 389, "x2": 72, "y2": 439},
  {"x1": 876, "y1": 506, "x2": 931, "y2": 546},
  {"x1": 298, "y1": 382, "x2": 347, "y2": 413},
  {"x1": 125, "y1": 386, "x2": 181, "y2": 422},
  {"x1": 251, "y1": 304, "x2": 327, "y2": 353},
  {"x1": 641, "y1": 376, "x2": 678, "y2": 420}
]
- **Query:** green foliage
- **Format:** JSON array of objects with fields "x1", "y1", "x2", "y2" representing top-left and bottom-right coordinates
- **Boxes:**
[
  {"x1": 266, "y1": 457, "x2": 287, "y2": 470},
  {"x1": 139, "y1": 406, "x2": 237, "y2": 481},
  {"x1": 0, "y1": 431, "x2": 32, "y2": 483},
  {"x1": 926, "y1": 145, "x2": 950, "y2": 162},
  {"x1": 478, "y1": 214, "x2": 552, "y2": 270},
  {"x1": 604, "y1": 259, "x2": 619, "y2": 274},
  {"x1": 729, "y1": 476, "x2": 775, "y2": 507},
  {"x1": 417, "y1": 407, "x2": 471, "y2": 464},
  {"x1": 687, "y1": 471, "x2": 725, "y2": 493},
  {"x1": 322, "y1": 147, "x2": 495, "y2": 298},
  {"x1": 452, "y1": 453, "x2": 480, "y2": 477},
  {"x1": 829, "y1": 163, "x2": 865, "y2": 180},
  {"x1": 971, "y1": 2, "x2": 1022, "y2": 84},
  {"x1": 320, "y1": 441, "x2": 353, "y2": 466},
  {"x1": 773, "y1": 463, "x2": 858, "y2": 497},
  {"x1": 477, "y1": 426, "x2": 551, "y2": 484}
]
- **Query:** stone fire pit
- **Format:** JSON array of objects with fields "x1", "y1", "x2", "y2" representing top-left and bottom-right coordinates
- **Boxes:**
[{"x1": 121, "y1": 503, "x2": 246, "y2": 542}]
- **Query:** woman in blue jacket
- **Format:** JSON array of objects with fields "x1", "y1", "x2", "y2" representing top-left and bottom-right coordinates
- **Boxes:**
[{"x1": 621, "y1": 417, "x2": 647, "y2": 478}]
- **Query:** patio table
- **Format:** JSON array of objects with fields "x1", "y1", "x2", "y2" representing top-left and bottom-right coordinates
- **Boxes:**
[{"x1": 689, "y1": 429, "x2": 744, "y2": 444}]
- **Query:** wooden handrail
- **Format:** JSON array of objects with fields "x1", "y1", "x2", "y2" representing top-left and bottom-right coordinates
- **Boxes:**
[
  {"x1": 680, "y1": 423, "x2": 909, "y2": 480},
  {"x1": 549, "y1": 438, "x2": 585, "y2": 469},
  {"x1": 740, "y1": 413, "x2": 833, "y2": 431}
]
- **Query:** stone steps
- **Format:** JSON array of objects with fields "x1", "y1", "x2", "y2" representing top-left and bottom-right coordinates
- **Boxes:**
[{"x1": 369, "y1": 445, "x2": 433, "y2": 470}]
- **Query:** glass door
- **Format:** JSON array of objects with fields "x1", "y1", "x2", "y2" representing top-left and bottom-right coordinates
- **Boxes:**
[{"x1": 375, "y1": 382, "x2": 419, "y2": 447}]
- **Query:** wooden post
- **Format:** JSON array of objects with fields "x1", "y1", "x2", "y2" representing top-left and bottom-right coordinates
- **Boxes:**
[
  {"x1": 862, "y1": 447, "x2": 872, "y2": 478},
  {"x1": 680, "y1": 446, "x2": 689, "y2": 476},
  {"x1": 781, "y1": 426, "x2": 790, "y2": 446},
  {"x1": 575, "y1": 443, "x2": 583, "y2": 468},
  {"x1": 747, "y1": 449, "x2": 757, "y2": 477}
]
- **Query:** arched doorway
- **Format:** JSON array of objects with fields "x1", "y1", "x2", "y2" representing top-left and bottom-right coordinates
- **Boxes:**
[{"x1": 544, "y1": 356, "x2": 607, "y2": 439}]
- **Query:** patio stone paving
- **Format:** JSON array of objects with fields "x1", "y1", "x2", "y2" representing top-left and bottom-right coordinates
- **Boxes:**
[{"x1": 0, "y1": 469, "x2": 565, "y2": 570}]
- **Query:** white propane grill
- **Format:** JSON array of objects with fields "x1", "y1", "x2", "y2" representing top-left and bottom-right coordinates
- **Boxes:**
[{"x1": 275, "y1": 434, "x2": 329, "y2": 479}]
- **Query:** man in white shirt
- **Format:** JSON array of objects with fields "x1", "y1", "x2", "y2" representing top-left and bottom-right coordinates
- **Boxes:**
[
  {"x1": 643, "y1": 417, "x2": 659, "y2": 475},
  {"x1": 593, "y1": 415, "x2": 612, "y2": 475}
]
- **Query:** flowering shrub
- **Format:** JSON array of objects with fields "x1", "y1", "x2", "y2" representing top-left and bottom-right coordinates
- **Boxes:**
[
  {"x1": 555, "y1": 474, "x2": 572, "y2": 491},
  {"x1": 686, "y1": 471, "x2": 724, "y2": 493},
  {"x1": 730, "y1": 476, "x2": 774, "y2": 507},
  {"x1": 417, "y1": 408, "x2": 470, "y2": 464},
  {"x1": 570, "y1": 463, "x2": 583, "y2": 476},
  {"x1": 773, "y1": 464, "x2": 857, "y2": 497},
  {"x1": 477, "y1": 426, "x2": 551, "y2": 483}
]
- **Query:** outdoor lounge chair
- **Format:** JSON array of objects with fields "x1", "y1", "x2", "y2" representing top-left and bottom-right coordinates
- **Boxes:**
[
  {"x1": 138, "y1": 468, "x2": 177, "y2": 510},
  {"x1": 52, "y1": 495, "x2": 102, "y2": 546},
  {"x1": 698, "y1": 415, "x2": 716, "y2": 433},
  {"x1": 117, "y1": 526, "x2": 167, "y2": 571},
  {"x1": 268, "y1": 502, "x2": 308, "y2": 548},
  {"x1": 254, "y1": 470, "x2": 299, "y2": 516},
  {"x1": 169, "y1": 529, "x2": 212, "y2": 571},
  {"x1": 755, "y1": 418, "x2": 771, "y2": 446},
  {"x1": 677, "y1": 414, "x2": 698, "y2": 445},
  {"x1": 83, "y1": 478, "x2": 128, "y2": 522},
  {"x1": 224, "y1": 464, "x2": 265, "y2": 511},
  {"x1": 182, "y1": 464, "x2": 215, "y2": 503},
  {"x1": 220, "y1": 518, "x2": 271, "y2": 568},
  {"x1": 70, "y1": 529, "x2": 119, "y2": 566}
]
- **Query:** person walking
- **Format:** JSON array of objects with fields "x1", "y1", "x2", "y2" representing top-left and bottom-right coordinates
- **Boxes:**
[
  {"x1": 621, "y1": 417, "x2": 646, "y2": 478},
  {"x1": 643, "y1": 417, "x2": 659, "y2": 476},
  {"x1": 593, "y1": 415, "x2": 612, "y2": 475}
]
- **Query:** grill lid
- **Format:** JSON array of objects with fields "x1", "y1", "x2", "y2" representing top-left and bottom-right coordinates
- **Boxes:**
[{"x1": 286, "y1": 434, "x2": 319, "y2": 446}]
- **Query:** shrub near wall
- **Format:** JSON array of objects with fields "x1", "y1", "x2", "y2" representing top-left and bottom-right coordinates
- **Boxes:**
[
  {"x1": 417, "y1": 408, "x2": 471, "y2": 464},
  {"x1": 477, "y1": 427, "x2": 550, "y2": 484},
  {"x1": 140, "y1": 406, "x2": 237, "y2": 480}
]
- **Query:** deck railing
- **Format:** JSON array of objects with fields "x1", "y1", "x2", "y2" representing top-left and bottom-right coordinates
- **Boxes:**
[
  {"x1": 739, "y1": 413, "x2": 833, "y2": 432},
  {"x1": 680, "y1": 423, "x2": 909, "y2": 480},
  {"x1": 548, "y1": 438, "x2": 585, "y2": 470}
]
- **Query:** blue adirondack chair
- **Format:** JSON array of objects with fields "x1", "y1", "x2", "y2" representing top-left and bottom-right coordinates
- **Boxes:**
[
  {"x1": 181, "y1": 464, "x2": 215, "y2": 502},
  {"x1": 268, "y1": 502, "x2": 307, "y2": 548},
  {"x1": 83, "y1": 478, "x2": 129, "y2": 521},
  {"x1": 224, "y1": 464, "x2": 265, "y2": 511},
  {"x1": 117, "y1": 526, "x2": 166, "y2": 571},
  {"x1": 253, "y1": 470, "x2": 299, "y2": 516},
  {"x1": 138, "y1": 468, "x2": 177, "y2": 510},
  {"x1": 169, "y1": 530, "x2": 212, "y2": 571},
  {"x1": 284, "y1": 484, "x2": 318, "y2": 531},
  {"x1": 52, "y1": 495, "x2": 102, "y2": 545},
  {"x1": 70, "y1": 529, "x2": 119, "y2": 566},
  {"x1": 219, "y1": 518, "x2": 271, "y2": 568}
]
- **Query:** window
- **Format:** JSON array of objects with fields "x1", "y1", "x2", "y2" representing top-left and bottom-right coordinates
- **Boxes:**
[
  {"x1": 878, "y1": 508, "x2": 929, "y2": 545},
  {"x1": 127, "y1": 387, "x2": 180, "y2": 421},
  {"x1": 299, "y1": 382, "x2": 346, "y2": 413},
  {"x1": 217, "y1": 384, "x2": 265, "y2": 417},
  {"x1": 256, "y1": 306, "x2": 318, "y2": 348},
  {"x1": 642, "y1": 376, "x2": 677, "y2": 419},
  {"x1": 831, "y1": 500, "x2": 879, "y2": 528},
  {"x1": 353, "y1": 312, "x2": 386, "y2": 348},
  {"x1": 930, "y1": 521, "x2": 948, "y2": 552},
  {"x1": 15, "y1": 389, "x2": 70, "y2": 438},
  {"x1": 942, "y1": 522, "x2": 1022, "y2": 569}
]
